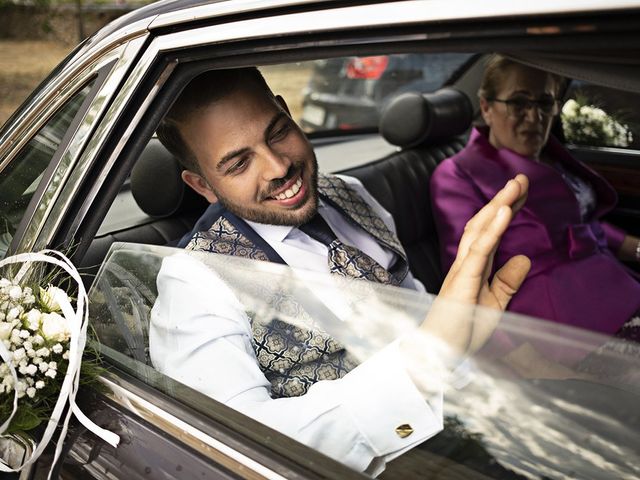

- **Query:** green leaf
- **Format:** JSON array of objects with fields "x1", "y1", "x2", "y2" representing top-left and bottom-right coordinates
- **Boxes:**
[{"x1": 7, "y1": 407, "x2": 42, "y2": 433}]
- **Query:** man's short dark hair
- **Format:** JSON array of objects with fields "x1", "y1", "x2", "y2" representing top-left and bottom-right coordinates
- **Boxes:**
[{"x1": 157, "y1": 67, "x2": 273, "y2": 173}]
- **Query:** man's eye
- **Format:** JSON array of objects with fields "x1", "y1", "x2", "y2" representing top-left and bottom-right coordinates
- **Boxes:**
[
  {"x1": 270, "y1": 123, "x2": 291, "y2": 142},
  {"x1": 227, "y1": 157, "x2": 248, "y2": 174}
]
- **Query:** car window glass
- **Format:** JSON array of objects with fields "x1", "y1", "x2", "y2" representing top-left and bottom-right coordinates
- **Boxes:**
[
  {"x1": 561, "y1": 80, "x2": 640, "y2": 150},
  {"x1": 260, "y1": 53, "x2": 473, "y2": 133},
  {"x1": 0, "y1": 81, "x2": 95, "y2": 258},
  {"x1": 90, "y1": 243, "x2": 640, "y2": 480}
]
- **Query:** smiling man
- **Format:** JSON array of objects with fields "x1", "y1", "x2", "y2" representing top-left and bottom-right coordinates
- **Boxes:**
[{"x1": 152, "y1": 67, "x2": 531, "y2": 474}]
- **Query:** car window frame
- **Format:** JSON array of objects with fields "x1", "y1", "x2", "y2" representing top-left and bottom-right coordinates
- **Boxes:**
[{"x1": 3, "y1": 71, "x2": 104, "y2": 258}]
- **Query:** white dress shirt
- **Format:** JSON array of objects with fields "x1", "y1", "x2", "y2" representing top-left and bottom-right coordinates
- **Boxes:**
[{"x1": 149, "y1": 176, "x2": 441, "y2": 475}]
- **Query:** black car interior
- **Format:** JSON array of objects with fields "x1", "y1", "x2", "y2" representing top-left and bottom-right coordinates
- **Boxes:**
[{"x1": 81, "y1": 87, "x2": 473, "y2": 294}]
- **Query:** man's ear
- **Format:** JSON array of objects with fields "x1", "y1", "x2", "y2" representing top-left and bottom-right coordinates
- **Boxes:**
[
  {"x1": 479, "y1": 97, "x2": 492, "y2": 126},
  {"x1": 181, "y1": 170, "x2": 218, "y2": 204},
  {"x1": 275, "y1": 95, "x2": 292, "y2": 117}
]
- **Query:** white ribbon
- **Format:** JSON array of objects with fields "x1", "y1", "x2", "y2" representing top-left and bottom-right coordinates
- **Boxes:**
[{"x1": 0, "y1": 250, "x2": 120, "y2": 477}]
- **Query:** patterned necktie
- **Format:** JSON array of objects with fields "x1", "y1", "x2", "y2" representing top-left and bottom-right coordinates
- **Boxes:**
[{"x1": 299, "y1": 213, "x2": 400, "y2": 286}]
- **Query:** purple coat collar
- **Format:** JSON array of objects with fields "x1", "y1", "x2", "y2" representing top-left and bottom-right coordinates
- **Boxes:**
[{"x1": 459, "y1": 127, "x2": 618, "y2": 224}]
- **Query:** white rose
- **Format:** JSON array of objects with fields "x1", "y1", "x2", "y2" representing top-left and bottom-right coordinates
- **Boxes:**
[
  {"x1": 561, "y1": 99, "x2": 578, "y2": 117},
  {"x1": 41, "y1": 312, "x2": 70, "y2": 343},
  {"x1": 35, "y1": 380, "x2": 45, "y2": 389},
  {"x1": 24, "y1": 309, "x2": 43, "y2": 331},
  {"x1": 8, "y1": 285, "x2": 22, "y2": 301},
  {"x1": 0, "y1": 322, "x2": 13, "y2": 341},
  {"x1": 0, "y1": 278, "x2": 10, "y2": 288},
  {"x1": 40, "y1": 286, "x2": 68, "y2": 312},
  {"x1": 45, "y1": 369, "x2": 57, "y2": 379},
  {"x1": 26, "y1": 387, "x2": 36, "y2": 398}
]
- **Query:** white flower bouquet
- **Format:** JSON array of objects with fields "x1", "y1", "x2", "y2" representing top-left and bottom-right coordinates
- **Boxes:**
[
  {"x1": 561, "y1": 98, "x2": 633, "y2": 148},
  {"x1": 0, "y1": 250, "x2": 118, "y2": 475},
  {"x1": 0, "y1": 282, "x2": 75, "y2": 431}
]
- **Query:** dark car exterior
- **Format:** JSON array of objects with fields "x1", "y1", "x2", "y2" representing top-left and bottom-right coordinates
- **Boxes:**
[{"x1": 0, "y1": 1, "x2": 640, "y2": 479}]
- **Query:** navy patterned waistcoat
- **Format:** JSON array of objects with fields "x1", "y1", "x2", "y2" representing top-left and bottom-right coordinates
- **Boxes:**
[{"x1": 185, "y1": 174, "x2": 408, "y2": 397}]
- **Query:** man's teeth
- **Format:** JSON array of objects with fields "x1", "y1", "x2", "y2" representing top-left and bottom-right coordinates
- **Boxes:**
[{"x1": 274, "y1": 178, "x2": 303, "y2": 200}]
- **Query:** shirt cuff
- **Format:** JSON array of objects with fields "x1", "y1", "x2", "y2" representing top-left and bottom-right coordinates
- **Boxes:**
[{"x1": 339, "y1": 342, "x2": 444, "y2": 474}]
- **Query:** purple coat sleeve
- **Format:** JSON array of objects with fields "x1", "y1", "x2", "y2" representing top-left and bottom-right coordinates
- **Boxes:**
[
  {"x1": 600, "y1": 221, "x2": 626, "y2": 254},
  {"x1": 430, "y1": 158, "x2": 488, "y2": 272}
]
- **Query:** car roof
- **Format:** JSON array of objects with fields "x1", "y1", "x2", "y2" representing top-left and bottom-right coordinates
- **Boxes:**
[{"x1": 82, "y1": 0, "x2": 640, "y2": 55}]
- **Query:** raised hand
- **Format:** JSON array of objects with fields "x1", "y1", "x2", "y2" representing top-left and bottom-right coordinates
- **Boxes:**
[{"x1": 418, "y1": 174, "x2": 531, "y2": 356}]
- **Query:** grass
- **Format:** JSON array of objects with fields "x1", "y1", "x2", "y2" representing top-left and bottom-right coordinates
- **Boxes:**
[{"x1": 0, "y1": 40, "x2": 72, "y2": 127}]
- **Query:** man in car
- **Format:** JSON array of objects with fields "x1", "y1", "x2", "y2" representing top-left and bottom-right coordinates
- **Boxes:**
[{"x1": 150, "y1": 67, "x2": 530, "y2": 475}]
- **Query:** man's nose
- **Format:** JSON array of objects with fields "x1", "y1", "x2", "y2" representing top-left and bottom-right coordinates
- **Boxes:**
[{"x1": 260, "y1": 147, "x2": 290, "y2": 180}]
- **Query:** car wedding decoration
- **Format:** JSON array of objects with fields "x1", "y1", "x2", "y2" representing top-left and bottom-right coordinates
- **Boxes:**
[{"x1": 0, "y1": 250, "x2": 118, "y2": 476}]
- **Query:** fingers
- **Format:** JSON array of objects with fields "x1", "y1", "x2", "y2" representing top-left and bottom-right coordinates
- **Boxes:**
[
  {"x1": 469, "y1": 175, "x2": 527, "y2": 231},
  {"x1": 441, "y1": 203, "x2": 512, "y2": 298},
  {"x1": 453, "y1": 175, "x2": 527, "y2": 271},
  {"x1": 483, "y1": 254, "x2": 531, "y2": 311},
  {"x1": 511, "y1": 174, "x2": 529, "y2": 214}
]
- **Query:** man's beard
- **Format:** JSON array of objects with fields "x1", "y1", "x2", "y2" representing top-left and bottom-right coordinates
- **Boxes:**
[{"x1": 214, "y1": 153, "x2": 319, "y2": 227}]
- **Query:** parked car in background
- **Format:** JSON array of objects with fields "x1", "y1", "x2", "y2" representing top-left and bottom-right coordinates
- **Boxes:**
[
  {"x1": 300, "y1": 53, "x2": 473, "y2": 131},
  {"x1": 1, "y1": 0, "x2": 640, "y2": 479}
]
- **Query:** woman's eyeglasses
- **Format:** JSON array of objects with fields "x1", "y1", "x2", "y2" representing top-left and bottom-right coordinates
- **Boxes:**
[{"x1": 487, "y1": 95, "x2": 560, "y2": 118}]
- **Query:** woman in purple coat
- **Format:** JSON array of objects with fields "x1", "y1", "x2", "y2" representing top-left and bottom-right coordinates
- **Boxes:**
[{"x1": 431, "y1": 55, "x2": 640, "y2": 365}]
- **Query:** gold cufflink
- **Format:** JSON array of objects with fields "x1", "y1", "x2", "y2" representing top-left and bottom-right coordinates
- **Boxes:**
[{"x1": 395, "y1": 424, "x2": 413, "y2": 438}]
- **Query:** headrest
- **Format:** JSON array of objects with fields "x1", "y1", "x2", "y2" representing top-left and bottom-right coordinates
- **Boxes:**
[
  {"x1": 380, "y1": 88, "x2": 473, "y2": 148},
  {"x1": 131, "y1": 138, "x2": 203, "y2": 218}
]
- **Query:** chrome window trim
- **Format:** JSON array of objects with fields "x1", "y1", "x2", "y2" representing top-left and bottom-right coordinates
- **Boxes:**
[
  {"x1": 11, "y1": 58, "x2": 115, "y2": 255},
  {"x1": 568, "y1": 145, "x2": 640, "y2": 157},
  {"x1": 14, "y1": 37, "x2": 148, "y2": 254},
  {"x1": 33, "y1": 36, "x2": 160, "y2": 252},
  {"x1": 150, "y1": 0, "x2": 640, "y2": 29},
  {"x1": 149, "y1": 0, "x2": 321, "y2": 28},
  {"x1": 100, "y1": 376, "x2": 289, "y2": 480},
  {"x1": 0, "y1": 64, "x2": 99, "y2": 175}
]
